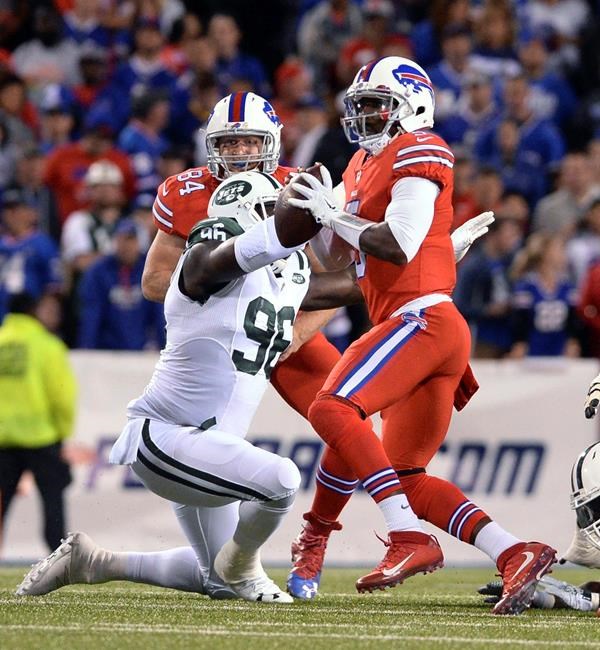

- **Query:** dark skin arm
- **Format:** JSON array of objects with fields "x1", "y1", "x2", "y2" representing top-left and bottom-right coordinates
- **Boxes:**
[
  {"x1": 358, "y1": 223, "x2": 408, "y2": 265},
  {"x1": 180, "y1": 239, "x2": 244, "y2": 300},
  {"x1": 301, "y1": 266, "x2": 364, "y2": 311}
]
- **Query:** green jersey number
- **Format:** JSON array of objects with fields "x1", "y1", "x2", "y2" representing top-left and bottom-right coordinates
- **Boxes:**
[{"x1": 232, "y1": 297, "x2": 295, "y2": 379}]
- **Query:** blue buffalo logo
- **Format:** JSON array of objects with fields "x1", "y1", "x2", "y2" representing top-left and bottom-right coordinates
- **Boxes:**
[
  {"x1": 263, "y1": 100, "x2": 281, "y2": 126},
  {"x1": 392, "y1": 64, "x2": 433, "y2": 97}
]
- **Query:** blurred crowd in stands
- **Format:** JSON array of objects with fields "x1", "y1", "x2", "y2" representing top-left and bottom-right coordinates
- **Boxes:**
[{"x1": 0, "y1": 0, "x2": 599, "y2": 359}]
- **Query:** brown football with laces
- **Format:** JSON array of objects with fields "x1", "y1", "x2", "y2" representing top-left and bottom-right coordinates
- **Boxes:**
[{"x1": 274, "y1": 164, "x2": 324, "y2": 247}]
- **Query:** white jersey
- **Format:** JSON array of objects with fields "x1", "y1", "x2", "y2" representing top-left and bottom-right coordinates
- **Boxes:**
[{"x1": 127, "y1": 217, "x2": 311, "y2": 438}]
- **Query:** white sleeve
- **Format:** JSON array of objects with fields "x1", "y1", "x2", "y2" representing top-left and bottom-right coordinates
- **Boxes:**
[{"x1": 384, "y1": 177, "x2": 440, "y2": 263}]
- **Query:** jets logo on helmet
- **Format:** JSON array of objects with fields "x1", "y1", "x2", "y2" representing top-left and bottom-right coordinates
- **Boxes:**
[
  {"x1": 205, "y1": 92, "x2": 283, "y2": 180},
  {"x1": 206, "y1": 170, "x2": 282, "y2": 231},
  {"x1": 213, "y1": 180, "x2": 252, "y2": 206},
  {"x1": 341, "y1": 56, "x2": 436, "y2": 155}
]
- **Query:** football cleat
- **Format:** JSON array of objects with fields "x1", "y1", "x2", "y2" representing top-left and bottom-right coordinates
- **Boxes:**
[
  {"x1": 214, "y1": 539, "x2": 292, "y2": 604},
  {"x1": 492, "y1": 541, "x2": 557, "y2": 615},
  {"x1": 16, "y1": 532, "x2": 97, "y2": 596},
  {"x1": 355, "y1": 531, "x2": 444, "y2": 593},
  {"x1": 287, "y1": 514, "x2": 342, "y2": 600}
]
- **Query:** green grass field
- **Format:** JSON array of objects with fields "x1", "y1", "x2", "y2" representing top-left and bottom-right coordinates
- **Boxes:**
[{"x1": 2, "y1": 566, "x2": 600, "y2": 649}]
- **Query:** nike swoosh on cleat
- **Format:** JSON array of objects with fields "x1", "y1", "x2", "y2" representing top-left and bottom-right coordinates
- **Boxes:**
[
  {"x1": 381, "y1": 552, "x2": 415, "y2": 577},
  {"x1": 512, "y1": 551, "x2": 535, "y2": 579}
]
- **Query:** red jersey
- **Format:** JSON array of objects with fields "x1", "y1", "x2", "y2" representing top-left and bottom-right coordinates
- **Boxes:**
[
  {"x1": 44, "y1": 143, "x2": 137, "y2": 225},
  {"x1": 342, "y1": 130, "x2": 455, "y2": 325},
  {"x1": 152, "y1": 165, "x2": 293, "y2": 239}
]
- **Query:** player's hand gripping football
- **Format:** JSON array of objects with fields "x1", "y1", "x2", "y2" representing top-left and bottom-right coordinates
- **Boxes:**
[
  {"x1": 584, "y1": 373, "x2": 600, "y2": 419},
  {"x1": 451, "y1": 211, "x2": 495, "y2": 263},
  {"x1": 288, "y1": 164, "x2": 342, "y2": 228}
]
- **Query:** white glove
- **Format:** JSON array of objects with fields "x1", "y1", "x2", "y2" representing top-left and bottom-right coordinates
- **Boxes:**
[
  {"x1": 585, "y1": 373, "x2": 600, "y2": 419},
  {"x1": 451, "y1": 211, "x2": 495, "y2": 263},
  {"x1": 289, "y1": 166, "x2": 341, "y2": 227}
]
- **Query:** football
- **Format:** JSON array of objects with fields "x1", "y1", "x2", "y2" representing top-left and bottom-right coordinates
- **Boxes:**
[{"x1": 274, "y1": 164, "x2": 324, "y2": 247}]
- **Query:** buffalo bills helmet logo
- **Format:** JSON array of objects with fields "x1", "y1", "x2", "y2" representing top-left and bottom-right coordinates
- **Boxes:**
[
  {"x1": 392, "y1": 64, "x2": 433, "y2": 97},
  {"x1": 263, "y1": 100, "x2": 281, "y2": 126}
]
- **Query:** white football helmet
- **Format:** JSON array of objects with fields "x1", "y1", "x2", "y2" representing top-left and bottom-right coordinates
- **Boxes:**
[
  {"x1": 205, "y1": 92, "x2": 282, "y2": 180},
  {"x1": 206, "y1": 170, "x2": 282, "y2": 231},
  {"x1": 570, "y1": 442, "x2": 600, "y2": 551},
  {"x1": 341, "y1": 56, "x2": 435, "y2": 155}
]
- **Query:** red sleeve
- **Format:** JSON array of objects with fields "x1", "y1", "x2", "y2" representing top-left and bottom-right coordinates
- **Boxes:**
[
  {"x1": 391, "y1": 132, "x2": 454, "y2": 189},
  {"x1": 152, "y1": 168, "x2": 214, "y2": 239}
]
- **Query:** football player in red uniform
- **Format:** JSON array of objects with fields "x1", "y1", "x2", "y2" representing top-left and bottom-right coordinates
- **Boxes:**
[
  {"x1": 286, "y1": 56, "x2": 556, "y2": 615},
  {"x1": 144, "y1": 91, "x2": 342, "y2": 421}
]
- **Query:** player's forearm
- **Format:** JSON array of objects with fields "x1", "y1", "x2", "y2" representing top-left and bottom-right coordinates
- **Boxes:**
[
  {"x1": 302, "y1": 268, "x2": 363, "y2": 311},
  {"x1": 141, "y1": 269, "x2": 171, "y2": 302},
  {"x1": 358, "y1": 222, "x2": 408, "y2": 265}
]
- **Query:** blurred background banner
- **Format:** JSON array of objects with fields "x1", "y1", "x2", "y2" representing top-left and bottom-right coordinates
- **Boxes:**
[{"x1": 2, "y1": 352, "x2": 598, "y2": 566}]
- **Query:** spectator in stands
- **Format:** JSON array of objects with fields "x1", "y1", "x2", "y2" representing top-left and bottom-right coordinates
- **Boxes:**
[
  {"x1": 518, "y1": 34, "x2": 577, "y2": 128},
  {"x1": 38, "y1": 84, "x2": 77, "y2": 154},
  {"x1": 486, "y1": 118, "x2": 547, "y2": 206},
  {"x1": 475, "y1": 74, "x2": 565, "y2": 186},
  {"x1": 437, "y1": 70, "x2": 500, "y2": 152},
  {"x1": 77, "y1": 219, "x2": 164, "y2": 351},
  {"x1": 208, "y1": 14, "x2": 270, "y2": 98},
  {"x1": 272, "y1": 58, "x2": 314, "y2": 161},
  {"x1": 60, "y1": 160, "x2": 126, "y2": 277},
  {"x1": 577, "y1": 256, "x2": 600, "y2": 358},
  {"x1": 108, "y1": 15, "x2": 177, "y2": 130},
  {"x1": 454, "y1": 211, "x2": 525, "y2": 358},
  {"x1": 62, "y1": 0, "x2": 113, "y2": 51},
  {"x1": 0, "y1": 74, "x2": 36, "y2": 148},
  {"x1": 44, "y1": 112, "x2": 136, "y2": 225},
  {"x1": 117, "y1": 89, "x2": 169, "y2": 195},
  {"x1": 472, "y1": 166, "x2": 505, "y2": 215},
  {"x1": 160, "y1": 12, "x2": 203, "y2": 75},
  {"x1": 12, "y1": 145, "x2": 61, "y2": 243},
  {"x1": 0, "y1": 119, "x2": 18, "y2": 190},
  {"x1": 411, "y1": 0, "x2": 471, "y2": 68},
  {"x1": 452, "y1": 154, "x2": 478, "y2": 229},
  {"x1": 0, "y1": 187, "x2": 63, "y2": 323},
  {"x1": 297, "y1": 0, "x2": 363, "y2": 93},
  {"x1": 589, "y1": 139, "x2": 600, "y2": 185},
  {"x1": 566, "y1": 199, "x2": 600, "y2": 288},
  {"x1": 336, "y1": 0, "x2": 411, "y2": 87},
  {"x1": 290, "y1": 95, "x2": 329, "y2": 169},
  {"x1": 521, "y1": 0, "x2": 590, "y2": 72},
  {"x1": 509, "y1": 233, "x2": 580, "y2": 358},
  {"x1": 130, "y1": 193, "x2": 156, "y2": 253},
  {"x1": 428, "y1": 24, "x2": 474, "y2": 122},
  {"x1": 532, "y1": 152, "x2": 600, "y2": 235},
  {"x1": 71, "y1": 44, "x2": 111, "y2": 114},
  {"x1": 11, "y1": 5, "x2": 80, "y2": 92},
  {"x1": 470, "y1": 0, "x2": 520, "y2": 79},
  {"x1": 0, "y1": 292, "x2": 76, "y2": 552}
]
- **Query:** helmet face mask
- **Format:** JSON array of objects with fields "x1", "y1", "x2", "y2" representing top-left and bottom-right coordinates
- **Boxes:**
[
  {"x1": 205, "y1": 92, "x2": 282, "y2": 180},
  {"x1": 571, "y1": 442, "x2": 600, "y2": 551},
  {"x1": 341, "y1": 56, "x2": 435, "y2": 154}
]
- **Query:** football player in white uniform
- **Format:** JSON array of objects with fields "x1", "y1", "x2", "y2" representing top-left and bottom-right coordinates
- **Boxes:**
[{"x1": 15, "y1": 171, "x2": 362, "y2": 603}]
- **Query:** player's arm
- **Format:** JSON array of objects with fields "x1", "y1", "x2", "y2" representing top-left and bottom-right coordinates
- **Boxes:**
[
  {"x1": 291, "y1": 167, "x2": 494, "y2": 266},
  {"x1": 301, "y1": 266, "x2": 363, "y2": 311},
  {"x1": 290, "y1": 168, "x2": 438, "y2": 265},
  {"x1": 181, "y1": 217, "x2": 305, "y2": 300},
  {"x1": 142, "y1": 230, "x2": 186, "y2": 302}
]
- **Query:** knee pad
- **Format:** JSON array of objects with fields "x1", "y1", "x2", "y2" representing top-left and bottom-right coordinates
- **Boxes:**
[
  {"x1": 277, "y1": 457, "x2": 301, "y2": 497},
  {"x1": 308, "y1": 395, "x2": 360, "y2": 445}
]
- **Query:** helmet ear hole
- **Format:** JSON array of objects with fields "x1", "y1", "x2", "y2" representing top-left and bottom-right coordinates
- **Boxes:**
[{"x1": 416, "y1": 106, "x2": 425, "y2": 116}]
